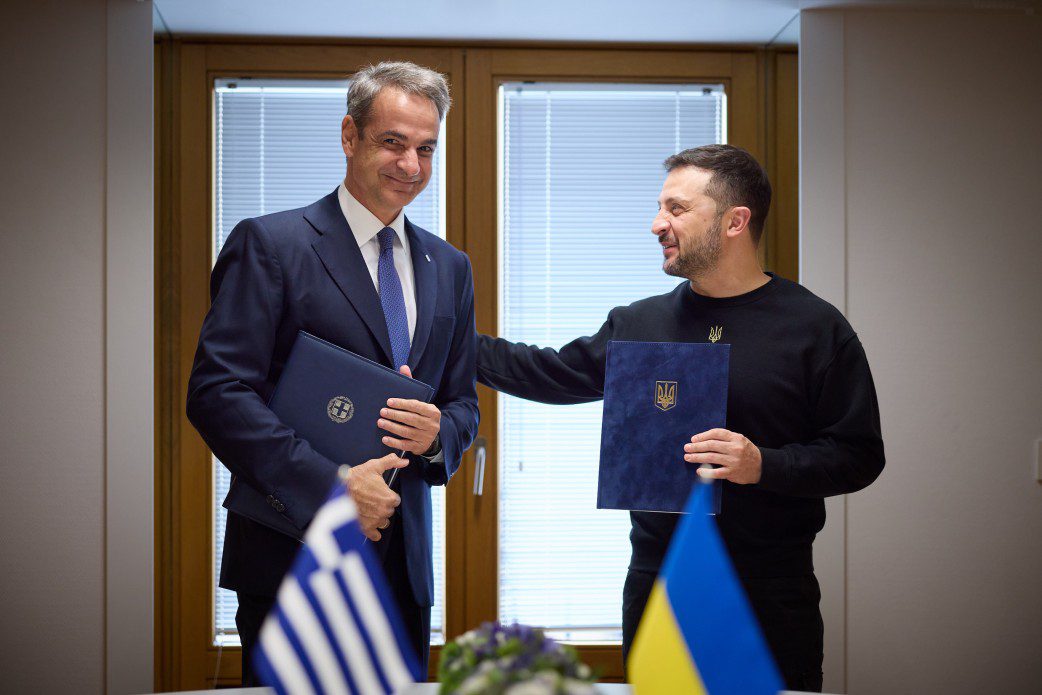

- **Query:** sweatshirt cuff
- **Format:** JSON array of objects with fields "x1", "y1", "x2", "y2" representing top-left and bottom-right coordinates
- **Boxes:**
[{"x1": 756, "y1": 446, "x2": 791, "y2": 494}]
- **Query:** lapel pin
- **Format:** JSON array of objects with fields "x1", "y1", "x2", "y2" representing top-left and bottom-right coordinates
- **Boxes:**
[{"x1": 425, "y1": 254, "x2": 431, "y2": 263}]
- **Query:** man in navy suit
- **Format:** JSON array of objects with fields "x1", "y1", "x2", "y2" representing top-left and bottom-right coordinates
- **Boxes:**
[{"x1": 186, "y1": 61, "x2": 479, "y2": 682}]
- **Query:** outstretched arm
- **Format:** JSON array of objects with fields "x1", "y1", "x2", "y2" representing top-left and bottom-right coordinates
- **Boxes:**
[{"x1": 477, "y1": 310, "x2": 616, "y2": 404}]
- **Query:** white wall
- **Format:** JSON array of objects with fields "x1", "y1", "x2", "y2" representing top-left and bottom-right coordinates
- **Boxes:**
[
  {"x1": 106, "y1": 1, "x2": 154, "y2": 692},
  {"x1": 800, "y1": 11, "x2": 850, "y2": 690},
  {"x1": 801, "y1": 8, "x2": 1042, "y2": 694},
  {"x1": 0, "y1": 1, "x2": 153, "y2": 693}
]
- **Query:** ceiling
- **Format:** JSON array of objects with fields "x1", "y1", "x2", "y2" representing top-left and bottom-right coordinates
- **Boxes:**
[
  {"x1": 152, "y1": 0, "x2": 802, "y2": 45},
  {"x1": 152, "y1": 0, "x2": 1041, "y2": 46}
]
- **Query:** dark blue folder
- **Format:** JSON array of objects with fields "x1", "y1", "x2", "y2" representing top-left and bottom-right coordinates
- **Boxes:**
[
  {"x1": 598, "y1": 340, "x2": 729, "y2": 514},
  {"x1": 269, "y1": 331, "x2": 434, "y2": 465},
  {"x1": 224, "y1": 330, "x2": 434, "y2": 538}
]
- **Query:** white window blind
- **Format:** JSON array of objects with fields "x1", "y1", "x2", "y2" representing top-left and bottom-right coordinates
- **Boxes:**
[
  {"x1": 498, "y1": 82, "x2": 726, "y2": 641},
  {"x1": 211, "y1": 77, "x2": 447, "y2": 646}
]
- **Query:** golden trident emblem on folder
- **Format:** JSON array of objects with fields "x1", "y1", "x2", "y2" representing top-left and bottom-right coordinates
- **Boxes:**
[
  {"x1": 655, "y1": 381, "x2": 678, "y2": 411},
  {"x1": 709, "y1": 326, "x2": 723, "y2": 343}
]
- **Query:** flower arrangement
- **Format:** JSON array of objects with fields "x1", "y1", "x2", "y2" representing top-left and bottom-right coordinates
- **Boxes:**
[{"x1": 438, "y1": 622, "x2": 598, "y2": 694}]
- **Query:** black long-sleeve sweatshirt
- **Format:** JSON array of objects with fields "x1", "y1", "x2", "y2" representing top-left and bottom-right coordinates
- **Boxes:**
[{"x1": 478, "y1": 274, "x2": 884, "y2": 578}]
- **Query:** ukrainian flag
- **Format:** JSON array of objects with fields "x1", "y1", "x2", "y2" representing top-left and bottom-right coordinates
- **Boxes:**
[{"x1": 628, "y1": 482, "x2": 784, "y2": 695}]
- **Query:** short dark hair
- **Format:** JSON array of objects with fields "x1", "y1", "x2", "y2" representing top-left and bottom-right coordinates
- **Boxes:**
[{"x1": 663, "y1": 144, "x2": 772, "y2": 244}]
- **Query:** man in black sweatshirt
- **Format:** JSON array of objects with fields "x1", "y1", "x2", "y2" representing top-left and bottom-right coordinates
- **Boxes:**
[{"x1": 477, "y1": 144, "x2": 884, "y2": 692}]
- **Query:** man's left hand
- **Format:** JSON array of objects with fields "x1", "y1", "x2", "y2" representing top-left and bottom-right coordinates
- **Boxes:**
[
  {"x1": 378, "y1": 365, "x2": 442, "y2": 455},
  {"x1": 684, "y1": 428, "x2": 762, "y2": 484}
]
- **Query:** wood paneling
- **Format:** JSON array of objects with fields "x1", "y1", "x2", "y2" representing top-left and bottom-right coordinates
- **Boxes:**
[
  {"x1": 460, "y1": 47, "x2": 499, "y2": 636},
  {"x1": 765, "y1": 49, "x2": 800, "y2": 282}
]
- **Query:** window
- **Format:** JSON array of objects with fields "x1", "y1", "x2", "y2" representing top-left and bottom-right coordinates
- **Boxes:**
[
  {"x1": 211, "y1": 78, "x2": 447, "y2": 647},
  {"x1": 497, "y1": 82, "x2": 726, "y2": 639}
]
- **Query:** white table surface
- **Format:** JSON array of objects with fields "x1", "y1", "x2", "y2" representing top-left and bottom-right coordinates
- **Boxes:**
[
  {"x1": 153, "y1": 687, "x2": 630, "y2": 695},
  {"x1": 156, "y1": 685, "x2": 826, "y2": 694}
]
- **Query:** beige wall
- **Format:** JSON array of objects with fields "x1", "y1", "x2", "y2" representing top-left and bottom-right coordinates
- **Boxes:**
[
  {"x1": 801, "y1": 8, "x2": 1042, "y2": 694},
  {"x1": 0, "y1": 1, "x2": 153, "y2": 693},
  {"x1": 0, "y1": 1, "x2": 107, "y2": 692}
]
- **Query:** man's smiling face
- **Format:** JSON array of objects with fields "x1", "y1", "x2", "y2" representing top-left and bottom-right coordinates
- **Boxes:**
[
  {"x1": 652, "y1": 166, "x2": 726, "y2": 280},
  {"x1": 341, "y1": 87, "x2": 440, "y2": 223}
]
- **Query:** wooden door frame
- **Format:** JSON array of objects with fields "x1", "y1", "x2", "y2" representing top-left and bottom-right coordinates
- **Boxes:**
[
  {"x1": 156, "y1": 37, "x2": 797, "y2": 691},
  {"x1": 765, "y1": 48, "x2": 799, "y2": 282}
]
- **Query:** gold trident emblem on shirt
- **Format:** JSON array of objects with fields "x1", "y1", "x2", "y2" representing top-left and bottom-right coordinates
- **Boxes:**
[
  {"x1": 709, "y1": 326, "x2": 723, "y2": 343},
  {"x1": 655, "y1": 381, "x2": 678, "y2": 411}
]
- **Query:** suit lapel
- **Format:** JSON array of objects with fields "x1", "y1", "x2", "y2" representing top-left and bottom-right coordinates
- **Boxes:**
[
  {"x1": 406, "y1": 218, "x2": 437, "y2": 369},
  {"x1": 304, "y1": 191, "x2": 394, "y2": 365}
]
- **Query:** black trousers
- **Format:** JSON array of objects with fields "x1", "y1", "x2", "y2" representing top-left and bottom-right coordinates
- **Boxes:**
[
  {"x1": 621, "y1": 568, "x2": 824, "y2": 692},
  {"x1": 236, "y1": 515, "x2": 431, "y2": 685}
]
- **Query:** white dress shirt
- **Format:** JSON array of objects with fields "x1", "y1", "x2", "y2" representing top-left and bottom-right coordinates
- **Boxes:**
[{"x1": 337, "y1": 183, "x2": 417, "y2": 341}]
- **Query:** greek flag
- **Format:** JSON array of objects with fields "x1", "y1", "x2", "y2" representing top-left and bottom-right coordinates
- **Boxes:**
[{"x1": 253, "y1": 483, "x2": 422, "y2": 694}]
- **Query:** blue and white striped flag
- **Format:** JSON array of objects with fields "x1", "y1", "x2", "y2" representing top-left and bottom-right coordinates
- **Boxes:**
[{"x1": 252, "y1": 481, "x2": 422, "y2": 694}]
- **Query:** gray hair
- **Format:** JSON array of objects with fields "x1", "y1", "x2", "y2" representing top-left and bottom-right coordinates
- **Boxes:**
[{"x1": 347, "y1": 61, "x2": 451, "y2": 133}]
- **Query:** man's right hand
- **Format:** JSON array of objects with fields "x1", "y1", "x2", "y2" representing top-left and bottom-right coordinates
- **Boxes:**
[{"x1": 343, "y1": 452, "x2": 409, "y2": 541}]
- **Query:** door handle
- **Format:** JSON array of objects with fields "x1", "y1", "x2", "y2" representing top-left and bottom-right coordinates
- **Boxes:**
[{"x1": 472, "y1": 436, "x2": 486, "y2": 496}]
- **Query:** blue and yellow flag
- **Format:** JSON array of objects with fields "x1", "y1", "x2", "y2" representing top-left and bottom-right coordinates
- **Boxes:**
[{"x1": 628, "y1": 482, "x2": 783, "y2": 695}]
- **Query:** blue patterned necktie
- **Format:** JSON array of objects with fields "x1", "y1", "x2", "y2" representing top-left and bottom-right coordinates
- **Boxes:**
[{"x1": 377, "y1": 227, "x2": 411, "y2": 369}]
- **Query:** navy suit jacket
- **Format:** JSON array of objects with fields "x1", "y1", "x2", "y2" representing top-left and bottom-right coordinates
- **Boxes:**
[{"x1": 186, "y1": 189, "x2": 479, "y2": 606}]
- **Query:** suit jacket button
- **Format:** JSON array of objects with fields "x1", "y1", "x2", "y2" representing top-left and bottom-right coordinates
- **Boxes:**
[{"x1": 275, "y1": 502, "x2": 286, "y2": 512}]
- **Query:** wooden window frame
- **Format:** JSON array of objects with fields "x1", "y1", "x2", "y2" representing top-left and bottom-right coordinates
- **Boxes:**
[{"x1": 155, "y1": 37, "x2": 797, "y2": 691}]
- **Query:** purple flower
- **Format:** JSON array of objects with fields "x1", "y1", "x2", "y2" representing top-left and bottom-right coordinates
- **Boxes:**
[{"x1": 439, "y1": 622, "x2": 597, "y2": 694}]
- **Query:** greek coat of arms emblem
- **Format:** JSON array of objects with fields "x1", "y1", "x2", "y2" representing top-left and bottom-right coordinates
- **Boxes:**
[{"x1": 327, "y1": 395, "x2": 355, "y2": 423}]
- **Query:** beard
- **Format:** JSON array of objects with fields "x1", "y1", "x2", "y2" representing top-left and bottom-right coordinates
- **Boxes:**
[{"x1": 663, "y1": 211, "x2": 724, "y2": 279}]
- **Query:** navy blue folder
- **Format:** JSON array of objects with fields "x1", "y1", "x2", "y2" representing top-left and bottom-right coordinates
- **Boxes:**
[
  {"x1": 597, "y1": 340, "x2": 729, "y2": 514},
  {"x1": 224, "y1": 330, "x2": 434, "y2": 538}
]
